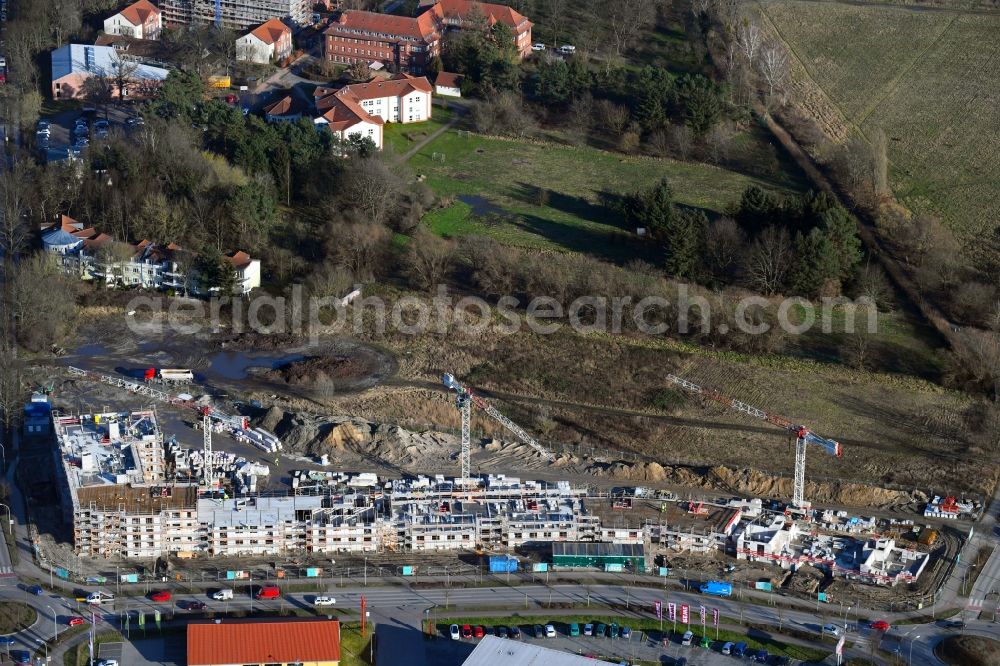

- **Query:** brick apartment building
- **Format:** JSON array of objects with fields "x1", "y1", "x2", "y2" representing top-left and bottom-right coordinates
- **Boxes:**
[{"x1": 324, "y1": 0, "x2": 532, "y2": 74}]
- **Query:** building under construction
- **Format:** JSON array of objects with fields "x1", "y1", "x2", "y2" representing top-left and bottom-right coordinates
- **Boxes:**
[{"x1": 160, "y1": 0, "x2": 310, "y2": 31}]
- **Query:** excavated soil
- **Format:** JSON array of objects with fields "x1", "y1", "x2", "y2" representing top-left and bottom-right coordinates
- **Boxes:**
[{"x1": 255, "y1": 354, "x2": 376, "y2": 387}]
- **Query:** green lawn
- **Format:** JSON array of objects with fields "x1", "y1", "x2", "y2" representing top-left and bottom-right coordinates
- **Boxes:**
[
  {"x1": 383, "y1": 104, "x2": 455, "y2": 155},
  {"x1": 412, "y1": 130, "x2": 803, "y2": 262}
]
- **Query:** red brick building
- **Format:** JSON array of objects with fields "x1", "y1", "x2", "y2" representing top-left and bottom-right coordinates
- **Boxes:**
[{"x1": 324, "y1": 0, "x2": 532, "y2": 75}]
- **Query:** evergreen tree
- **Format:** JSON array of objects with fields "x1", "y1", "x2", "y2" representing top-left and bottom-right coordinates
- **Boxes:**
[
  {"x1": 634, "y1": 66, "x2": 674, "y2": 133},
  {"x1": 635, "y1": 178, "x2": 674, "y2": 237},
  {"x1": 676, "y1": 74, "x2": 722, "y2": 136},
  {"x1": 789, "y1": 228, "x2": 840, "y2": 297},
  {"x1": 819, "y1": 206, "x2": 862, "y2": 281},
  {"x1": 736, "y1": 185, "x2": 779, "y2": 235},
  {"x1": 528, "y1": 61, "x2": 570, "y2": 105},
  {"x1": 663, "y1": 208, "x2": 707, "y2": 279}
]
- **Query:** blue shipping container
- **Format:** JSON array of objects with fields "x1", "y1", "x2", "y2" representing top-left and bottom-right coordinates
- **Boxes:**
[{"x1": 489, "y1": 556, "x2": 518, "y2": 573}]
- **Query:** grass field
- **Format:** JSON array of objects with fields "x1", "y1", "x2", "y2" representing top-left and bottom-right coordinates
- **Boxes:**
[
  {"x1": 761, "y1": 1, "x2": 1000, "y2": 238},
  {"x1": 412, "y1": 130, "x2": 803, "y2": 262},
  {"x1": 383, "y1": 104, "x2": 455, "y2": 155}
]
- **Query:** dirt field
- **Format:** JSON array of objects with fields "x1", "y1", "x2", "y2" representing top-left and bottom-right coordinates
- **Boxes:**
[
  {"x1": 761, "y1": 0, "x2": 1000, "y2": 239},
  {"x1": 936, "y1": 635, "x2": 1000, "y2": 666}
]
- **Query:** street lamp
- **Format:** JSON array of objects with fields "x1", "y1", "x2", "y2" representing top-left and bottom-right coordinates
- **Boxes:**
[
  {"x1": 37, "y1": 639, "x2": 48, "y2": 664},
  {"x1": 0, "y1": 503, "x2": 11, "y2": 534},
  {"x1": 47, "y1": 606, "x2": 58, "y2": 640},
  {"x1": 908, "y1": 634, "x2": 921, "y2": 666}
]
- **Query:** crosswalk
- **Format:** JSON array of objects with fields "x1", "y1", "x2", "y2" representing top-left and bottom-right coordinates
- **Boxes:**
[{"x1": 0, "y1": 567, "x2": 16, "y2": 584}]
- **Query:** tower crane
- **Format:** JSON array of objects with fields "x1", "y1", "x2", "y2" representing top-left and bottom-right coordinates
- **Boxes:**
[
  {"x1": 666, "y1": 374, "x2": 842, "y2": 509},
  {"x1": 442, "y1": 373, "x2": 551, "y2": 480}
]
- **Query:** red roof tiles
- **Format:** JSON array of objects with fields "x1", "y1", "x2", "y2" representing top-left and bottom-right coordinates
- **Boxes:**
[
  {"x1": 434, "y1": 71, "x2": 463, "y2": 88},
  {"x1": 326, "y1": 9, "x2": 440, "y2": 41},
  {"x1": 117, "y1": 0, "x2": 160, "y2": 26},
  {"x1": 250, "y1": 18, "x2": 291, "y2": 45},
  {"x1": 187, "y1": 618, "x2": 341, "y2": 666}
]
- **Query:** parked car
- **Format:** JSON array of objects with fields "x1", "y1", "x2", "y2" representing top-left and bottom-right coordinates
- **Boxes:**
[
  {"x1": 255, "y1": 585, "x2": 280, "y2": 600},
  {"x1": 620, "y1": 626, "x2": 631, "y2": 640},
  {"x1": 531, "y1": 43, "x2": 545, "y2": 51},
  {"x1": 558, "y1": 44, "x2": 576, "y2": 55},
  {"x1": 774, "y1": 657, "x2": 791, "y2": 665},
  {"x1": 822, "y1": 623, "x2": 842, "y2": 637},
  {"x1": 544, "y1": 624, "x2": 556, "y2": 638},
  {"x1": 569, "y1": 623, "x2": 580, "y2": 636},
  {"x1": 36, "y1": 120, "x2": 49, "y2": 131},
  {"x1": 732, "y1": 642, "x2": 749, "y2": 657},
  {"x1": 609, "y1": 623, "x2": 618, "y2": 638},
  {"x1": 753, "y1": 648, "x2": 769, "y2": 663},
  {"x1": 699, "y1": 635, "x2": 711, "y2": 648},
  {"x1": 721, "y1": 641, "x2": 734, "y2": 655},
  {"x1": 595, "y1": 623, "x2": 607, "y2": 637},
  {"x1": 67, "y1": 616, "x2": 86, "y2": 626},
  {"x1": 450, "y1": 624, "x2": 461, "y2": 640},
  {"x1": 461, "y1": 624, "x2": 473, "y2": 639},
  {"x1": 681, "y1": 630, "x2": 694, "y2": 646},
  {"x1": 35, "y1": 126, "x2": 50, "y2": 136},
  {"x1": 96, "y1": 660, "x2": 119, "y2": 666},
  {"x1": 149, "y1": 590, "x2": 171, "y2": 602},
  {"x1": 509, "y1": 625, "x2": 521, "y2": 639},
  {"x1": 313, "y1": 596, "x2": 336, "y2": 606},
  {"x1": 533, "y1": 624, "x2": 545, "y2": 638},
  {"x1": 495, "y1": 625, "x2": 508, "y2": 638},
  {"x1": 11, "y1": 650, "x2": 30, "y2": 664},
  {"x1": 583, "y1": 623, "x2": 593, "y2": 636}
]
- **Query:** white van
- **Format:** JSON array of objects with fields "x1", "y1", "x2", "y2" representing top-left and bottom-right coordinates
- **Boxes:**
[
  {"x1": 212, "y1": 589, "x2": 233, "y2": 601},
  {"x1": 681, "y1": 630, "x2": 694, "y2": 646},
  {"x1": 86, "y1": 591, "x2": 115, "y2": 604}
]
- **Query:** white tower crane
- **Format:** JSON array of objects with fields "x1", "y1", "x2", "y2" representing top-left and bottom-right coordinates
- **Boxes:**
[
  {"x1": 442, "y1": 373, "x2": 551, "y2": 480},
  {"x1": 666, "y1": 374, "x2": 843, "y2": 509}
]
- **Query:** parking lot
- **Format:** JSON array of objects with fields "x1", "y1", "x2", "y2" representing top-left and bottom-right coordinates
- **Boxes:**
[
  {"x1": 431, "y1": 624, "x2": 802, "y2": 665},
  {"x1": 35, "y1": 103, "x2": 141, "y2": 160}
]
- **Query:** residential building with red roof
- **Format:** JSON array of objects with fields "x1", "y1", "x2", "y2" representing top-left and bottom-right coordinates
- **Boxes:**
[
  {"x1": 313, "y1": 73, "x2": 433, "y2": 150},
  {"x1": 323, "y1": 0, "x2": 531, "y2": 73},
  {"x1": 434, "y1": 70, "x2": 463, "y2": 97},
  {"x1": 237, "y1": 18, "x2": 293, "y2": 64},
  {"x1": 104, "y1": 0, "x2": 162, "y2": 40},
  {"x1": 187, "y1": 617, "x2": 341, "y2": 666}
]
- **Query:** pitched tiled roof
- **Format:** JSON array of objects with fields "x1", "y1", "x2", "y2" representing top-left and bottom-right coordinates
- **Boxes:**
[
  {"x1": 264, "y1": 95, "x2": 298, "y2": 116},
  {"x1": 336, "y1": 72, "x2": 432, "y2": 102},
  {"x1": 435, "y1": 71, "x2": 463, "y2": 88},
  {"x1": 430, "y1": 0, "x2": 531, "y2": 30},
  {"x1": 249, "y1": 18, "x2": 291, "y2": 45},
  {"x1": 187, "y1": 619, "x2": 341, "y2": 665},
  {"x1": 118, "y1": 0, "x2": 160, "y2": 26},
  {"x1": 226, "y1": 250, "x2": 253, "y2": 269},
  {"x1": 325, "y1": 10, "x2": 440, "y2": 41}
]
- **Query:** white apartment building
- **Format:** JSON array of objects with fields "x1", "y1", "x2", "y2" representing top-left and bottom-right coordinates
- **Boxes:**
[
  {"x1": 103, "y1": 0, "x2": 163, "y2": 40},
  {"x1": 236, "y1": 18, "x2": 293, "y2": 64},
  {"x1": 160, "y1": 0, "x2": 310, "y2": 31},
  {"x1": 314, "y1": 74, "x2": 433, "y2": 150}
]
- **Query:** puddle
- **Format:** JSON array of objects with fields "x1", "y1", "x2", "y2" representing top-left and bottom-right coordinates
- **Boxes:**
[
  {"x1": 458, "y1": 194, "x2": 509, "y2": 217},
  {"x1": 72, "y1": 343, "x2": 111, "y2": 356},
  {"x1": 205, "y1": 351, "x2": 306, "y2": 380}
]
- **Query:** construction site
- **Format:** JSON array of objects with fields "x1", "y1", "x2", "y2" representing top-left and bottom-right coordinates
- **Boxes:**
[{"x1": 18, "y1": 313, "x2": 985, "y2": 614}]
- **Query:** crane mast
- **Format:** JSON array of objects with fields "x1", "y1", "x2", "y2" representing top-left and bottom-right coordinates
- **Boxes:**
[
  {"x1": 443, "y1": 373, "x2": 551, "y2": 480},
  {"x1": 666, "y1": 374, "x2": 842, "y2": 508}
]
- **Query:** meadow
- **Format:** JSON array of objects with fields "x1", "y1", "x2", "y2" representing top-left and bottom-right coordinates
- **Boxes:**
[{"x1": 761, "y1": 1, "x2": 1000, "y2": 238}]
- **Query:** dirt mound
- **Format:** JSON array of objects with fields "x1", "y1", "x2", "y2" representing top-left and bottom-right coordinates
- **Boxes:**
[
  {"x1": 259, "y1": 355, "x2": 374, "y2": 387},
  {"x1": 589, "y1": 460, "x2": 922, "y2": 509}
]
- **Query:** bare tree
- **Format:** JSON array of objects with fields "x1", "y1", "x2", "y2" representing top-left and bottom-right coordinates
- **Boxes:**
[
  {"x1": 723, "y1": 40, "x2": 741, "y2": 81},
  {"x1": 737, "y1": 21, "x2": 763, "y2": 69},
  {"x1": 344, "y1": 157, "x2": 405, "y2": 227},
  {"x1": 404, "y1": 227, "x2": 454, "y2": 291},
  {"x1": 603, "y1": 0, "x2": 654, "y2": 58},
  {"x1": 705, "y1": 216, "x2": 745, "y2": 280},
  {"x1": 325, "y1": 222, "x2": 392, "y2": 280},
  {"x1": 746, "y1": 226, "x2": 792, "y2": 295},
  {"x1": 596, "y1": 100, "x2": 630, "y2": 137},
  {"x1": 692, "y1": 0, "x2": 712, "y2": 18},
  {"x1": 347, "y1": 61, "x2": 372, "y2": 82},
  {"x1": 109, "y1": 53, "x2": 140, "y2": 101},
  {"x1": 0, "y1": 162, "x2": 31, "y2": 259},
  {"x1": 757, "y1": 41, "x2": 789, "y2": 99},
  {"x1": 545, "y1": 0, "x2": 569, "y2": 45}
]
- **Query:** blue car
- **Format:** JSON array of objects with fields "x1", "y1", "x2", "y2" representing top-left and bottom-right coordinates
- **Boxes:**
[
  {"x1": 753, "y1": 648, "x2": 769, "y2": 663},
  {"x1": 28, "y1": 585, "x2": 43, "y2": 595},
  {"x1": 12, "y1": 650, "x2": 30, "y2": 664},
  {"x1": 0, "y1": 636, "x2": 14, "y2": 646}
]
